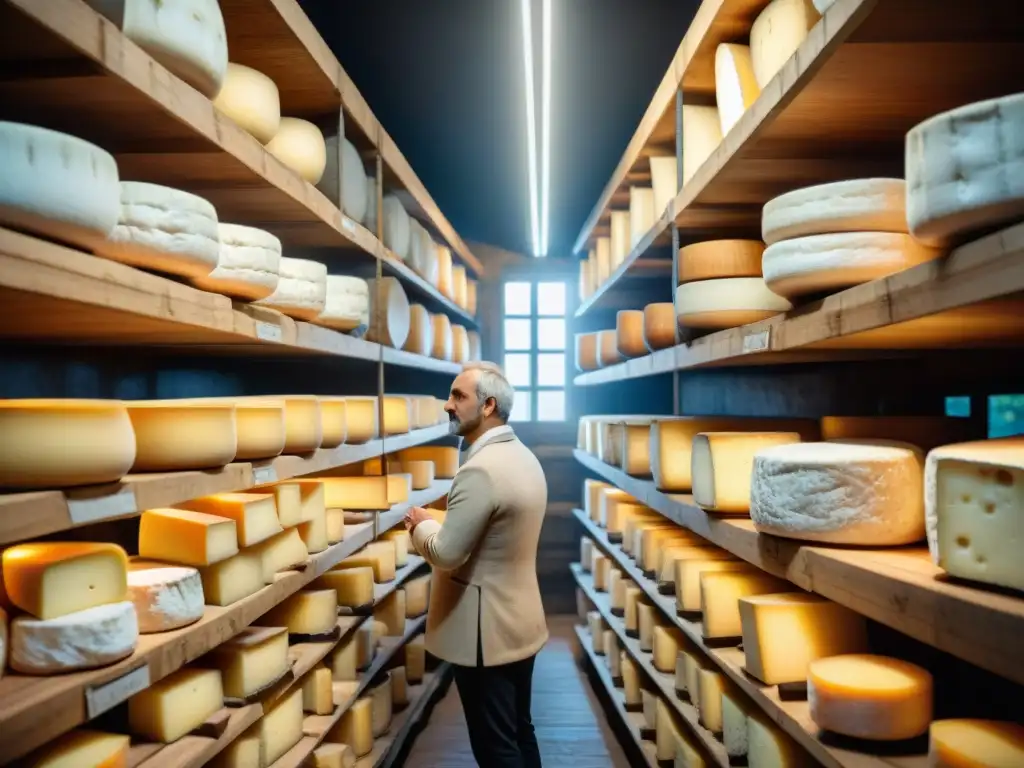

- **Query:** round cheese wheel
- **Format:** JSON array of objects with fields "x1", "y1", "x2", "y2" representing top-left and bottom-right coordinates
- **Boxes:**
[
  {"x1": 383, "y1": 196, "x2": 411, "y2": 259},
  {"x1": 191, "y1": 223, "x2": 281, "y2": 300},
  {"x1": 749, "y1": 0, "x2": 820, "y2": 90},
  {"x1": 615, "y1": 310, "x2": 647, "y2": 358},
  {"x1": 929, "y1": 720, "x2": 1024, "y2": 768},
  {"x1": 273, "y1": 395, "x2": 323, "y2": 454},
  {"x1": 266, "y1": 118, "x2": 327, "y2": 184},
  {"x1": 317, "y1": 275, "x2": 369, "y2": 331},
  {"x1": 340, "y1": 138, "x2": 368, "y2": 224},
  {"x1": 0, "y1": 399, "x2": 136, "y2": 488},
  {"x1": 678, "y1": 239, "x2": 764, "y2": 283},
  {"x1": 598, "y1": 330, "x2": 622, "y2": 367},
  {"x1": 126, "y1": 561, "x2": 204, "y2": 634},
  {"x1": 342, "y1": 397, "x2": 378, "y2": 444},
  {"x1": 715, "y1": 43, "x2": 760, "y2": 135},
  {"x1": 906, "y1": 92, "x2": 1024, "y2": 247},
  {"x1": 467, "y1": 330, "x2": 482, "y2": 361},
  {"x1": 366, "y1": 277, "x2": 410, "y2": 349},
  {"x1": 451, "y1": 324, "x2": 470, "y2": 363},
  {"x1": 318, "y1": 397, "x2": 347, "y2": 449},
  {"x1": 178, "y1": 397, "x2": 285, "y2": 460},
  {"x1": 403, "y1": 303, "x2": 432, "y2": 356},
  {"x1": 452, "y1": 265, "x2": 468, "y2": 309},
  {"x1": 675, "y1": 277, "x2": 791, "y2": 329},
  {"x1": 762, "y1": 178, "x2": 907, "y2": 245},
  {"x1": 127, "y1": 400, "x2": 237, "y2": 471},
  {"x1": 431, "y1": 313, "x2": 454, "y2": 361},
  {"x1": 0, "y1": 122, "x2": 120, "y2": 251},
  {"x1": 762, "y1": 231, "x2": 942, "y2": 300},
  {"x1": 408, "y1": 219, "x2": 437, "y2": 283},
  {"x1": 213, "y1": 63, "x2": 280, "y2": 143},
  {"x1": 436, "y1": 245, "x2": 454, "y2": 295},
  {"x1": 254, "y1": 257, "x2": 328, "y2": 320},
  {"x1": 10, "y1": 600, "x2": 138, "y2": 674},
  {"x1": 643, "y1": 303, "x2": 676, "y2": 351},
  {"x1": 467, "y1": 279, "x2": 478, "y2": 315},
  {"x1": 575, "y1": 333, "x2": 600, "y2": 372}
]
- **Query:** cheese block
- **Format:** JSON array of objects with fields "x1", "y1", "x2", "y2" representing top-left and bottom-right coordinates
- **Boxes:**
[
  {"x1": 303, "y1": 666, "x2": 334, "y2": 715},
  {"x1": 452, "y1": 323, "x2": 470, "y2": 363},
  {"x1": 610, "y1": 210, "x2": 630, "y2": 268},
  {"x1": 576, "y1": 332, "x2": 600, "y2": 371},
  {"x1": 190, "y1": 222, "x2": 281, "y2": 299},
  {"x1": 404, "y1": 303, "x2": 432, "y2": 355},
  {"x1": 366, "y1": 277, "x2": 411, "y2": 349},
  {"x1": 723, "y1": 690, "x2": 754, "y2": 762},
  {"x1": 210, "y1": 731, "x2": 261, "y2": 768},
  {"x1": 609, "y1": 571, "x2": 627, "y2": 615},
  {"x1": 750, "y1": 0, "x2": 820, "y2": 88},
  {"x1": 328, "y1": 626, "x2": 366, "y2": 680},
  {"x1": 128, "y1": 666, "x2": 223, "y2": 742},
  {"x1": 266, "y1": 117, "x2": 327, "y2": 184},
  {"x1": 431, "y1": 312, "x2": 454, "y2": 360},
  {"x1": 615, "y1": 310, "x2": 647, "y2": 358},
  {"x1": 248, "y1": 527, "x2": 308, "y2": 584},
  {"x1": 24, "y1": 730, "x2": 130, "y2": 768},
  {"x1": 138, "y1": 507, "x2": 239, "y2": 567},
  {"x1": 10, "y1": 600, "x2": 138, "y2": 674},
  {"x1": 259, "y1": 482, "x2": 303, "y2": 527},
  {"x1": 676, "y1": 552, "x2": 749, "y2": 610},
  {"x1": 681, "y1": 105, "x2": 723, "y2": 185},
  {"x1": 641, "y1": 689, "x2": 658, "y2": 734},
  {"x1": 601, "y1": 496, "x2": 650, "y2": 537},
  {"x1": 700, "y1": 570, "x2": 788, "y2": 639},
  {"x1": 747, "y1": 715, "x2": 807, "y2": 768},
  {"x1": 762, "y1": 178, "x2": 908, "y2": 246},
  {"x1": 467, "y1": 279, "x2": 478, "y2": 315},
  {"x1": 696, "y1": 669, "x2": 726, "y2": 733},
  {"x1": 651, "y1": 416, "x2": 819, "y2": 492},
  {"x1": 405, "y1": 634, "x2": 426, "y2": 682},
  {"x1": 629, "y1": 187, "x2": 656, "y2": 249},
  {"x1": 127, "y1": 399, "x2": 236, "y2": 471},
  {"x1": 343, "y1": 396, "x2": 379, "y2": 443},
  {"x1": 637, "y1": 601, "x2": 660, "y2": 651},
  {"x1": 906, "y1": 92, "x2": 1024, "y2": 247},
  {"x1": 2, "y1": 542, "x2": 128, "y2": 620},
  {"x1": 178, "y1": 493, "x2": 283, "y2": 548},
  {"x1": 212, "y1": 63, "x2": 280, "y2": 143},
  {"x1": 315, "y1": 566, "x2": 374, "y2": 608},
  {"x1": 651, "y1": 625, "x2": 685, "y2": 673},
  {"x1": 254, "y1": 257, "x2": 328, "y2": 321},
  {"x1": 272, "y1": 395, "x2": 323, "y2": 454},
  {"x1": 198, "y1": 552, "x2": 263, "y2": 606},
  {"x1": 126, "y1": 560, "x2": 204, "y2": 633},
  {"x1": 452, "y1": 265, "x2": 469, "y2": 308},
  {"x1": 374, "y1": 589, "x2": 406, "y2": 636},
  {"x1": 606, "y1": 632, "x2": 621, "y2": 680},
  {"x1": 822, "y1": 415, "x2": 977, "y2": 452},
  {"x1": 405, "y1": 574, "x2": 430, "y2": 617},
  {"x1": 763, "y1": 231, "x2": 942, "y2": 300},
  {"x1": 621, "y1": 653, "x2": 642, "y2": 708},
  {"x1": 398, "y1": 446, "x2": 460, "y2": 479},
  {"x1": 595, "y1": 237, "x2": 612, "y2": 284},
  {"x1": 314, "y1": 476, "x2": 404, "y2": 511},
  {"x1": 299, "y1": 504, "x2": 330, "y2": 554},
  {"x1": 924, "y1": 438, "x2": 1024, "y2": 591},
  {"x1": 587, "y1": 612, "x2": 606, "y2": 653},
  {"x1": 676, "y1": 276, "x2": 791, "y2": 329},
  {"x1": 206, "y1": 626, "x2": 289, "y2": 699},
  {"x1": 740, "y1": 593, "x2": 869, "y2": 685},
  {"x1": 403, "y1": 459, "x2": 435, "y2": 490},
  {"x1": 598, "y1": 487, "x2": 633, "y2": 528},
  {"x1": 650, "y1": 156, "x2": 678, "y2": 218},
  {"x1": 315, "y1": 742, "x2": 356, "y2": 768},
  {"x1": 692, "y1": 431, "x2": 803, "y2": 513},
  {"x1": 317, "y1": 397, "x2": 347, "y2": 449},
  {"x1": 808, "y1": 654, "x2": 933, "y2": 740},
  {"x1": 340, "y1": 138, "x2": 369, "y2": 224},
  {"x1": 580, "y1": 538, "x2": 594, "y2": 572},
  {"x1": 382, "y1": 529, "x2": 411, "y2": 567},
  {"x1": 584, "y1": 479, "x2": 611, "y2": 521},
  {"x1": 655, "y1": 698, "x2": 686, "y2": 762},
  {"x1": 750, "y1": 440, "x2": 926, "y2": 545},
  {"x1": 598, "y1": 330, "x2": 622, "y2": 367},
  {"x1": 261, "y1": 687, "x2": 304, "y2": 764},
  {"x1": 261, "y1": 589, "x2": 337, "y2": 636},
  {"x1": 638, "y1": 528, "x2": 704, "y2": 574},
  {"x1": 370, "y1": 673, "x2": 393, "y2": 736},
  {"x1": 382, "y1": 196, "x2": 412, "y2": 259},
  {"x1": 337, "y1": 540, "x2": 397, "y2": 582},
  {"x1": 103, "y1": 182, "x2": 219, "y2": 278},
  {"x1": 642, "y1": 303, "x2": 676, "y2": 351},
  {"x1": 623, "y1": 586, "x2": 645, "y2": 635},
  {"x1": 436, "y1": 245, "x2": 454, "y2": 295},
  {"x1": 0, "y1": 399, "x2": 137, "y2": 489},
  {"x1": 678, "y1": 239, "x2": 764, "y2": 283},
  {"x1": 620, "y1": 423, "x2": 656, "y2": 477},
  {"x1": 375, "y1": 394, "x2": 412, "y2": 435},
  {"x1": 0, "y1": 122, "x2": 120, "y2": 251},
  {"x1": 591, "y1": 552, "x2": 609, "y2": 591},
  {"x1": 929, "y1": 720, "x2": 1024, "y2": 768},
  {"x1": 331, "y1": 697, "x2": 374, "y2": 758},
  {"x1": 715, "y1": 44, "x2": 761, "y2": 135},
  {"x1": 658, "y1": 545, "x2": 730, "y2": 590},
  {"x1": 681, "y1": 651, "x2": 708, "y2": 701},
  {"x1": 670, "y1": 649, "x2": 685, "y2": 696},
  {"x1": 317, "y1": 275, "x2": 370, "y2": 332}
]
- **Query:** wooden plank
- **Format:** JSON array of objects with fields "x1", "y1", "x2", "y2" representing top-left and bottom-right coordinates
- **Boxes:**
[
  {"x1": 128, "y1": 704, "x2": 264, "y2": 768},
  {"x1": 574, "y1": 449, "x2": 1024, "y2": 688},
  {"x1": 0, "y1": 482, "x2": 451, "y2": 764}
]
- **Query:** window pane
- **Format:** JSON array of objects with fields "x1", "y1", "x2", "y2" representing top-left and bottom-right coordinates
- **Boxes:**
[
  {"x1": 537, "y1": 318, "x2": 565, "y2": 350},
  {"x1": 537, "y1": 390, "x2": 565, "y2": 422},
  {"x1": 537, "y1": 282, "x2": 566, "y2": 316},
  {"x1": 504, "y1": 282, "x2": 532, "y2": 316},
  {"x1": 537, "y1": 353, "x2": 565, "y2": 387},
  {"x1": 510, "y1": 390, "x2": 532, "y2": 422},
  {"x1": 504, "y1": 319, "x2": 532, "y2": 350},
  {"x1": 504, "y1": 353, "x2": 532, "y2": 387}
]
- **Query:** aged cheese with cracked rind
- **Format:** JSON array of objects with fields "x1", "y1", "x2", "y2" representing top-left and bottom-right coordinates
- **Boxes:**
[
  {"x1": 678, "y1": 239, "x2": 764, "y2": 283},
  {"x1": 676, "y1": 276, "x2": 791, "y2": 329},
  {"x1": 643, "y1": 303, "x2": 676, "y2": 351},
  {"x1": 750, "y1": 0, "x2": 820, "y2": 89},
  {"x1": 682, "y1": 105, "x2": 723, "y2": 185},
  {"x1": 751, "y1": 439, "x2": 926, "y2": 545},
  {"x1": 317, "y1": 275, "x2": 370, "y2": 332},
  {"x1": 212, "y1": 63, "x2": 280, "y2": 143},
  {"x1": 192, "y1": 222, "x2": 280, "y2": 299},
  {"x1": 10, "y1": 600, "x2": 138, "y2": 674},
  {"x1": 715, "y1": 44, "x2": 761, "y2": 136},
  {"x1": 254, "y1": 257, "x2": 328, "y2": 321},
  {"x1": 178, "y1": 493, "x2": 283, "y2": 548},
  {"x1": 206, "y1": 626, "x2": 289, "y2": 700},
  {"x1": 127, "y1": 399, "x2": 237, "y2": 472},
  {"x1": 928, "y1": 719, "x2": 1024, "y2": 768},
  {"x1": 126, "y1": 560, "x2": 204, "y2": 633},
  {"x1": 366, "y1": 277, "x2": 411, "y2": 349},
  {"x1": 266, "y1": 118, "x2": 327, "y2": 184},
  {"x1": 691, "y1": 431, "x2": 803, "y2": 513},
  {"x1": 198, "y1": 551, "x2": 262, "y2": 607},
  {"x1": 24, "y1": 729, "x2": 130, "y2": 768},
  {"x1": 138, "y1": 507, "x2": 239, "y2": 567}
]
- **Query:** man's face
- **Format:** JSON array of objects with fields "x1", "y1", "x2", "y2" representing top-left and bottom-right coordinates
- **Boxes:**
[{"x1": 445, "y1": 370, "x2": 488, "y2": 436}]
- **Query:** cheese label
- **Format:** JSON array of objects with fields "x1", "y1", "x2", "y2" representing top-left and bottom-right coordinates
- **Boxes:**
[
  {"x1": 742, "y1": 328, "x2": 771, "y2": 353},
  {"x1": 86, "y1": 663, "x2": 151, "y2": 719},
  {"x1": 67, "y1": 487, "x2": 138, "y2": 525},
  {"x1": 253, "y1": 465, "x2": 278, "y2": 486},
  {"x1": 256, "y1": 322, "x2": 283, "y2": 342}
]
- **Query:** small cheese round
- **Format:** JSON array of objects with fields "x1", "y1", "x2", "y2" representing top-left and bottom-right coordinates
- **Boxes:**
[
  {"x1": 643, "y1": 303, "x2": 676, "y2": 351},
  {"x1": 762, "y1": 231, "x2": 942, "y2": 300},
  {"x1": 10, "y1": 601, "x2": 139, "y2": 674},
  {"x1": 126, "y1": 561, "x2": 204, "y2": 634},
  {"x1": 431, "y1": 313, "x2": 454, "y2": 361},
  {"x1": 452, "y1": 265, "x2": 469, "y2": 309},
  {"x1": 383, "y1": 195, "x2": 411, "y2": 259},
  {"x1": 762, "y1": 178, "x2": 907, "y2": 245},
  {"x1": 191, "y1": 223, "x2": 281, "y2": 299},
  {"x1": 809, "y1": 654, "x2": 933, "y2": 741},
  {"x1": 265, "y1": 118, "x2": 327, "y2": 184},
  {"x1": 929, "y1": 719, "x2": 1024, "y2": 768},
  {"x1": 0, "y1": 122, "x2": 120, "y2": 250},
  {"x1": 254, "y1": 257, "x2": 328, "y2": 320},
  {"x1": 317, "y1": 275, "x2": 370, "y2": 331},
  {"x1": 212, "y1": 63, "x2": 281, "y2": 144},
  {"x1": 678, "y1": 239, "x2": 764, "y2": 282},
  {"x1": 616, "y1": 310, "x2": 647, "y2": 358},
  {"x1": 340, "y1": 138, "x2": 369, "y2": 224},
  {"x1": 404, "y1": 304, "x2": 432, "y2": 356},
  {"x1": 126, "y1": 400, "x2": 237, "y2": 471},
  {"x1": 575, "y1": 333, "x2": 600, "y2": 371},
  {"x1": 750, "y1": 439, "x2": 926, "y2": 545},
  {"x1": 675, "y1": 277, "x2": 791, "y2": 329},
  {"x1": 598, "y1": 330, "x2": 622, "y2": 367}
]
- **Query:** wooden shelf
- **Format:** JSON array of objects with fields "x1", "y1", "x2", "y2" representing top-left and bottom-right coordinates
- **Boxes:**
[
  {"x1": 574, "y1": 450, "x2": 1024, "y2": 687},
  {"x1": 0, "y1": 0, "x2": 479, "y2": 324},
  {"x1": 573, "y1": 625, "x2": 659, "y2": 768},
  {"x1": 572, "y1": 564, "x2": 729, "y2": 767},
  {"x1": 127, "y1": 703, "x2": 264, "y2": 768},
  {"x1": 574, "y1": 255, "x2": 673, "y2": 318},
  {"x1": 0, "y1": 482, "x2": 450, "y2": 764},
  {"x1": 575, "y1": 510, "x2": 930, "y2": 768},
  {"x1": 575, "y1": 222, "x2": 1024, "y2": 384},
  {"x1": 0, "y1": 422, "x2": 452, "y2": 546}
]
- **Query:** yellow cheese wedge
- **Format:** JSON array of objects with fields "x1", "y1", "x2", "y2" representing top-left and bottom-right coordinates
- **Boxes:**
[
  {"x1": 682, "y1": 651, "x2": 708, "y2": 702},
  {"x1": 314, "y1": 566, "x2": 375, "y2": 608},
  {"x1": 623, "y1": 586, "x2": 645, "y2": 635},
  {"x1": 696, "y1": 668, "x2": 726, "y2": 733},
  {"x1": 329, "y1": 697, "x2": 374, "y2": 757},
  {"x1": 261, "y1": 687, "x2": 304, "y2": 764},
  {"x1": 652, "y1": 625, "x2": 686, "y2": 674},
  {"x1": 298, "y1": 504, "x2": 329, "y2": 554},
  {"x1": 929, "y1": 719, "x2": 1024, "y2": 768},
  {"x1": 302, "y1": 665, "x2": 334, "y2": 715},
  {"x1": 381, "y1": 529, "x2": 411, "y2": 567},
  {"x1": 247, "y1": 527, "x2": 308, "y2": 584},
  {"x1": 370, "y1": 672, "x2": 393, "y2": 737},
  {"x1": 592, "y1": 552, "x2": 610, "y2": 591},
  {"x1": 657, "y1": 545, "x2": 729, "y2": 589},
  {"x1": 257, "y1": 482, "x2": 303, "y2": 527},
  {"x1": 205, "y1": 626, "x2": 289, "y2": 700},
  {"x1": 260, "y1": 589, "x2": 337, "y2": 636},
  {"x1": 337, "y1": 541, "x2": 397, "y2": 582},
  {"x1": 325, "y1": 507, "x2": 345, "y2": 544},
  {"x1": 641, "y1": 689, "x2": 659, "y2": 734},
  {"x1": 723, "y1": 689, "x2": 755, "y2": 762},
  {"x1": 312, "y1": 476, "x2": 398, "y2": 510},
  {"x1": 637, "y1": 601, "x2": 660, "y2": 651},
  {"x1": 128, "y1": 667, "x2": 224, "y2": 742},
  {"x1": 210, "y1": 729, "x2": 261, "y2": 768},
  {"x1": 700, "y1": 570, "x2": 788, "y2": 639},
  {"x1": 621, "y1": 653, "x2": 642, "y2": 708},
  {"x1": 747, "y1": 714, "x2": 806, "y2": 768},
  {"x1": 177, "y1": 493, "x2": 283, "y2": 547},
  {"x1": 655, "y1": 698, "x2": 686, "y2": 761},
  {"x1": 198, "y1": 551, "x2": 263, "y2": 607},
  {"x1": 25, "y1": 729, "x2": 130, "y2": 768},
  {"x1": 138, "y1": 508, "x2": 239, "y2": 567}
]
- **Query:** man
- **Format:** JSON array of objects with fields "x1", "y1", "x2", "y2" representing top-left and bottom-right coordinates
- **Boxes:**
[{"x1": 405, "y1": 361, "x2": 549, "y2": 767}]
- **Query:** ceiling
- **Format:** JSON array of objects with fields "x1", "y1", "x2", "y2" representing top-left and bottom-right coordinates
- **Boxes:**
[{"x1": 300, "y1": 0, "x2": 700, "y2": 259}]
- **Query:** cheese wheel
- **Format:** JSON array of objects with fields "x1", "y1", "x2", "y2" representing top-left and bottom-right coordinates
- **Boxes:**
[
  {"x1": 403, "y1": 303, "x2": 432, "y2": 355},
  {"x1": 317, "y1": 397, "x2": 347, "y2": 449},
  {"x1": 576, "y1": 332, "x2": 600, "y2": 371},
  {"x1": 452, "y1": 323, "x2": 470, "y2": 363},
  {"x1": 340, "y1": 138, "x2": 368, "y2": 224},
  {"x1": 750, "y1": 0, "x2": 820, "y2": 89},
  {"x1": 597, "y1": 330, "x2": 622, "y2": 367},
  {"x1": 615, "y1": 310, "x2": 647, "y2": 358},
  {"x1": 436, "y1": 245, "x2": 454, "y2": 294},
  {"x1": 317, "y1": 275, "x2": 370, "y2": 331},
  {"x1": 650, "y1": 156, "x2": 678, "y2": 219},
  {"x1": 265, "y1": 118, "x2": 327, "y2": 184},
  {"x1": 762, "y1": 178, "x2": 908, "y2": 245},
  {"x1": 808, "y1": 654, "x2": 933, "y2": 741},
  {"x1": 751, "y1": 439, "x2": 926, "y2": 545},
  {"x1": 595, "y1": 237, "x2": 612, "y2": 284},
  {"x1": 467, "y1": 330, "x2": 482, "y2": 361},
  {"x1": 410, "y1": 221, "x2": 440, "y2": 285},
  {"x1": 467, "y1": 279, "x2": 478, "y2": 315},
  {"x1": 191, "y1": 223, "x2": 281, "y2": 300},
  {"x1": 643, "y1": 303, "x2": 676, "y2": 351},
  {"x1": 254, "y1": 257, "x2": 328, "y2": 320},
  {"x1": 126, "y1": 561, "x2": 204, "y2": 634},
  {"x1": 609, "y1": 211, "x2": 630, "y2": 269},
  {"x1": 682, "y1": 105, "x2": 723, "y2": 185},
  {"x1": 762, "y1": 232, "x2": 942, "y2": 300},
  {"x1": 382, "y1": 196, "x2": 411, "y2": 259},
  {"x1": 0, "y1": 122, "x2": 120, "y2": 250},
  {"x1": 342, "y1": 397, "x2": 378, "y2": 443},
  {"x1": 230, "y1": 398, "x2": 286, "y2": 460},
  {"x1": 929, "y1": 720, "x2": 1024, "y2": 768},
  {"x1": 10, "y1": 601, "x2": 138, "y2": 674},
  {"x1": 431, "y1": 313, "x2": 454, "y2": 360},
  {"x1": 0, "y1": 399, "x2": 136, "y2": 488},
  {"x1": 127, "y1": 400, "x2": 236, "y2": 471},
  {"x1": 276, "y1": 395, "x2": 323, "y2": 453},
  {"x1": 692, "y1": 431, "x2": 803, "y2": 513},
  {"x1": 212, "y1": 63, "x2": 280, "y2": 144},
  {"x1": 629, "y1": 187, "x2": 656, "y2": 250},
  {"x1": 675, "y1": 277, "x2": 791, "y2": 329},
  {"x1": 715, "y1": 44, "x2": 761, "y2": 135},
  {"x1": 365, "y1": 277, "x2": 410, "y2": 349},
  {"x1": 452, "y1": 265, "x2": 468, "y2": 308},
  {"x1": 678, "y1": 239, "x2": 764, "y2": 283},
  {"x1": 103, "y1": 182, "x2": 220, "y2": 278},
  {"x1": 907, "y1": 92, "x2": 1024, "y2": 247}
]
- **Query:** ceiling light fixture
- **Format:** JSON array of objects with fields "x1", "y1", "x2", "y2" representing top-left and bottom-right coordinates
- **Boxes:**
[
  {"x1": 520, "y1": 0, "x2": 541, "y2": 257},
  {"x1": 539, "y1": 0, "x2": 552, "y2": 257}
]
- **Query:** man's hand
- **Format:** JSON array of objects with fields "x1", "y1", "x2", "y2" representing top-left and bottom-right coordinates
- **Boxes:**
[{"x1": 404, "y1": 505, "x2": 433, "y2": 532}]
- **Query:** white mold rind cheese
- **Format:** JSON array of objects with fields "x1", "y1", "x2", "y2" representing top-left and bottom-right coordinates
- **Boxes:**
[
  {"x1": 751, "y1": 440, "x2": 926, "y2": 545},
  {"x1": 906, "y1": 92, "x2": 1024, "y2": 247},
  {"x1": 317, "y1": 275, "x2": 370, "y2": 332},
  {"x1": 127, "y1": 562, "x2": 205, "y2": 633},
  {"x1": 191, "y1": 223, "x2": 281, "y2": 300},
  {"x1": 10, "y1": 601, "x2": 139, "y2": 674},
  {"x1": 0, "y1": 122, "x2": 121, "y2": 250},
  {"x1": 103, "y1": 182, "x2": 220, "y2": 278},
  {"x1": 254, "y1": 257, "x2": 328, "y2": 320},
  {"x1": 383, "y1": 196, "x2": 411, "y2": 259},
  {"x1": 341, "y1": 138, "x2": 369, "y2": 225},
  {"x1": 675, "y1": 277, "x2": 792, "y2": 329},
  {"x1": 762, "y1": 178, "x2": 908, "y2": 245}
]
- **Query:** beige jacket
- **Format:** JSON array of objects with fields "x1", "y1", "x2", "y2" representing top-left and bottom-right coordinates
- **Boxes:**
[{"x1": 411, "y1": 425, "x2": 549, "y2": 667}]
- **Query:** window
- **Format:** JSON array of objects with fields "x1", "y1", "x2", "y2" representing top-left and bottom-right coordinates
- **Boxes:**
[{"x1": 502, "y1": 280, "x2": 567, "y2": 422}]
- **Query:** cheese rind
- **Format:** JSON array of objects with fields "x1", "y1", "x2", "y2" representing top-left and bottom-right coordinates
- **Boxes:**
[
  {"x1": 199, "y1": 552, "x2": 263, "y2": 607},
  {"x1": 206, "y1": 626, "x2": 288, "y2": 699},
  {"x1": 928, "y1": 719, "x2": 1024, "y2": 768},
  {"x1": 127, "y1": 400, "x2": 237, "y2": 472},
  {"x1": 750, "y1": 0, "x2": 820, "y2": 89},
  {"x1": 715, "y1": 44, "x2": 761, "y2": 135},
  {"x1": 192, "y1": 223, "x2": 281, "y2": 299},
  {"x1": 676, "y1": 276, "x2": 791, "y2": 329},
  {"x1": 261, "y1": 589, "x2": 337, "y2": 636},
  {"x1": 10, "y1": 600, "x2": 138, "y2": 674},
  {"x1": 340, "y1": 138, "x2": 369, "y2": 224},
  {"x1": 139, "y1": 507, "x2": 239, "y2": 567},
  {"x1": 366, "y1": 277, "x2": 411, "y2": 349},
  {"x1": 229, "y1": 399, "x2": 286, "y2": 460},
  {"x1": 404, "y1": 304, "x2": 433, "y2": 356},
  {"x1": 691, "y1": 431, "x2": 803, "y2": 513},
  {"x1": 212, "y1": 63, "x2": 280, "y2": 143},
  {"x1": 643, "y1": 303, "x2": 676, "y2": 351},
  {"x1": 266, "y1": 117, "x2": 327, "y2": 184},
  {"x1": 24, "y1": 729, "x2": 130, "y2": 768},
  {"x1": 248, "y1": 527, "x2": 308, "y2": 584},
  {"x1": 303, "y1": 666, "x2": 334, "y2": 715},
  {"x1": 615, "y1": 310, "x2": 647, "y2": 359},
  {"x1": 722, "y1": 691, "x2": 752, "y2": 761},
  {"x1": 318, "y1": 275, "x2": 370, "y2": 332},
  {"x1": 126, "y1": 560, "x2": 204, "y2": 633},
  {"x1": 678, "y1": 239, "x2": 764, "y2": 283},
  {"x1": 254, "y1": 257, "x2": 328, "y2": 321}
]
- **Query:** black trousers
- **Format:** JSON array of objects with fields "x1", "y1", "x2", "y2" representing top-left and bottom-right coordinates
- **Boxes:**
[{"x1": 452, "y1": 653, "x2": 543, "y2": 767}]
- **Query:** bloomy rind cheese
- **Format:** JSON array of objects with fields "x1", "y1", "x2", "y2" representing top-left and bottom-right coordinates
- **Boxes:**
[
  {"x1": 266, "y1": 118, "x2": 327, "y2": 184},
  {"x1": 126, "y1": 560, "x2": 204, "y2": 633},
  {"x1": 254, "y1": 257, "x2": 328, "y2": 321},
  {"x1": 676, "y1": 277, "x2": 791, "y2": 330},
  {"x1": 317, "y1": 275, "x2": 370, "y2": 332},
  {"x1": 928, "y1": 719, "x2": 1024, "y2": 768},
  {"x1": 340, "y1": 138, "x2": 369, "y2": 225},
  {"x1": 191, "y1": 222, "x2": 281, "y2": 300},
  {"x1": 10, "y1": 601, "x2": 139, "y2": 674},
  {"x1": 382, "y1": 196, "x2": 411, "y2": 259},
  {"x1": 366, "y1": 277, "x2": 411, "y2": 350},
  {"x1": 678, "y1": 240, "x2": 764, "y2": 283},
  {"x1": 212, "y1": 63, "x2": 280, "y2": 143}
]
